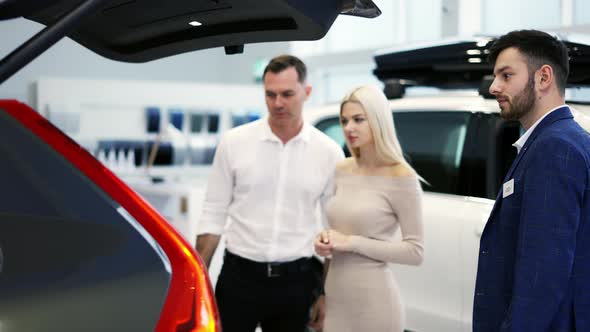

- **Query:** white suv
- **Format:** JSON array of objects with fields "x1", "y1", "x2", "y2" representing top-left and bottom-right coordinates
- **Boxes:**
[{"x1": 305, "y1": 91, "x2": 590, "y2": 332}]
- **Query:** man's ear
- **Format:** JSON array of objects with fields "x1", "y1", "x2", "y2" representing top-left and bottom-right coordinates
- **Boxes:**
[
  {"x1": 538, "y1": 64, "x2": 553, "y2": 90},
  {"x1": 305, "y1": 84, "x2": 313, "y2": 99}
]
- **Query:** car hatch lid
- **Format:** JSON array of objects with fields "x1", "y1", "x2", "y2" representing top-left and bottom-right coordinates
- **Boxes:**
[{"x1": 1, "y1": 0, "x2": 380, "y2": 62}]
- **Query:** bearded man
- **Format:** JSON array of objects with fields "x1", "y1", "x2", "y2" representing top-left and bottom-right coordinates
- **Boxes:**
[{"x1": 473, "y1": 29, "x2": 590, "y2": 332}]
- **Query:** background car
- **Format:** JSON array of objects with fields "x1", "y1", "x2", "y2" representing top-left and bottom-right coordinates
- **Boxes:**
[
  {"x1": 0, "y1": 1, "x2": 380, "y2": 331},
  {"x1": 305, "y1": 36, "x2": 590, "y2": 332}
]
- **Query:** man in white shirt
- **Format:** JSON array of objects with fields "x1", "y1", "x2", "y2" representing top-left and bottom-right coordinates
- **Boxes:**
[{"x1": 196, "y1": 54, "x2": 344, "y2": 332}]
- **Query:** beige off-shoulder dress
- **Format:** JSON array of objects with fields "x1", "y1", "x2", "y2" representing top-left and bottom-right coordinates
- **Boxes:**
[{"x1": 323, "y1": 170, "x2": 424, "y2": 332}]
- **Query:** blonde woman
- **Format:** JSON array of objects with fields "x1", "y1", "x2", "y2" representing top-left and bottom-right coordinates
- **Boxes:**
[{"x1": 314, "y1": 85, "x2": 424, "y2": 332}]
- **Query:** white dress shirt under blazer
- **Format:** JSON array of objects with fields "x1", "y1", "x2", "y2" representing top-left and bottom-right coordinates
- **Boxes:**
[
  {"x1": 513, "y1": 104, "x2": 568, "y2": 154},
  {"x1": 198, "y1": 118, "x2": 345, "y2": 262}
]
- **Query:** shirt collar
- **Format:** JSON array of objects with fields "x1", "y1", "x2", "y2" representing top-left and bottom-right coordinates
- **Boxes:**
[
  {"x1": 513, "y1": 104, "x2": 568, "y2": 154},
  {"x1": 259, "y1": 116, "x2": 311, "y2": 144}
]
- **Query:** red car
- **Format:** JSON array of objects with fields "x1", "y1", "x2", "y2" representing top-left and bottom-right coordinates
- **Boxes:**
[{"x1": 0, "y1": 1, "x2": 379, "y2": 331}]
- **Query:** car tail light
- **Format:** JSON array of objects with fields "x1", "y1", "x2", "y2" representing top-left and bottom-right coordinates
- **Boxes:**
[{"x1": 0, "y1": 100, "x2": 220, "y2": 332}]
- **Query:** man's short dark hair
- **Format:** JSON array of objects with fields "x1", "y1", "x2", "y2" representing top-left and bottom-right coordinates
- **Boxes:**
[
  {"x1": 263, "y1": 54, "x2": 307, "y2": 83},
  {"x1": 488, "y1": 29, "x2": 569, "y2": 94}
]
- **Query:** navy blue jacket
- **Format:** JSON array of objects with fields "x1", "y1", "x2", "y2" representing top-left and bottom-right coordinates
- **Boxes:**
[{"x1": 473, "y1": 107, "x2": 590, "y2": 332}]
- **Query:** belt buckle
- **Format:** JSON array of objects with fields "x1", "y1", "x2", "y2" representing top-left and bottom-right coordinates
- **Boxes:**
[{"x1": 267, "y1": 263, "x2": 281, "y2": 278}]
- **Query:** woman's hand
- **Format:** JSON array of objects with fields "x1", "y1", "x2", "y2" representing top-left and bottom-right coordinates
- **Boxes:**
[
  {"x1": 314, "y1": 230, "x2": 333, "y2": 257},
  {"x1": 315, "y1": 229, "x2": 351, "y2": 256},
  {"x1": 326, "y1": 229, "x2": 351, "y2": 251}
]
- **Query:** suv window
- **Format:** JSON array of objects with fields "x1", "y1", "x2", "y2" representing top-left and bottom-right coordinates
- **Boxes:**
[
  {"x1": 395, "y1": 111, "x2": 471, "y2": 195},
  {"x1": 315, "y1": 111, "x2": 472, "y2": 196},
  {"x1": 316, "y1": 118, "x2": 346, "y2": 148}
]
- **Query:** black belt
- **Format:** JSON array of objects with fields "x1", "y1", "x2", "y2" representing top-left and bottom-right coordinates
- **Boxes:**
[{"x1": 224, "y1": 250, "x2": 312, "y2": 278}]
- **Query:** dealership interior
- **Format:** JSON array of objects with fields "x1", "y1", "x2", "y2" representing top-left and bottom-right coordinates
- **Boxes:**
[{"x1": 2, "y1": 1, "x2": 590, "y2": 332}]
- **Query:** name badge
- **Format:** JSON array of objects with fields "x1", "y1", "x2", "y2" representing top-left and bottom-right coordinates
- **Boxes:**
[{"x1": 503, "y1": 179, "x2": 514, "y2": 198}]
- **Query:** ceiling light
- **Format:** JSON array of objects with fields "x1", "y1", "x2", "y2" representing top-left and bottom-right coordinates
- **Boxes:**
[
  {"x1": 476, "y1": 39, "x2": 491, "y2": 47},
  {"x1": 189, "y1": 21, "x2": 202, "y2": 27}
]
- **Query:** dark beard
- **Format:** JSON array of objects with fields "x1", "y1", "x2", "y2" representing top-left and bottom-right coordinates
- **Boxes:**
[{"x1": 500, "y1": 74, "x2": 536, "y2": 121}]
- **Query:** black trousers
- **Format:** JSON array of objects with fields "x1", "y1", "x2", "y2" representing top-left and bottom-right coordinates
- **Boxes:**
[{"x1": 215, "y1": 250, "x2": 318, "y2": 332}]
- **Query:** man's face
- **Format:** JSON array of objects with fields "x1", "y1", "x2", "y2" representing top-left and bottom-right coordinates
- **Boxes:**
[
  {"x1": 489, "y1": 47, "x2": 537, "y2": 121},
  {"x1": 263, "y1": 67, "x2": 311, "y2": 127}
]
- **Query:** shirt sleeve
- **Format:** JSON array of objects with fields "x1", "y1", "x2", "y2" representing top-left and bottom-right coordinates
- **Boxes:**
[
  {"x1": 319, "y1": 170, "x2": 337, "y2": 229},
  {"x1": 319, "y1": 145, "x2": 345, "y2": 229},
  {"x1": 345, "y1": 178, "x2": 424, "y2": 265},
  {"x1": 197, "y1": 135, "x2": 234, "y2": 235}
]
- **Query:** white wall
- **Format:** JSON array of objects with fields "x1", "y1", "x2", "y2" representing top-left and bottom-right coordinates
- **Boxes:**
[
  {"x1": 574, "y1": 0, "x2": 590, "y2": 24},
  {"x1": 481, "y1": 0, "x2": 562, "y2": 34}
]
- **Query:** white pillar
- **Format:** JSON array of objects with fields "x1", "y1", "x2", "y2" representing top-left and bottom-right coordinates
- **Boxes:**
[
  {"x1": 561, "y1": 0, "x2": 573, "y2": 27},
  {"x1": 458, "y1": 0, "x2": 482, "y2": 36}
]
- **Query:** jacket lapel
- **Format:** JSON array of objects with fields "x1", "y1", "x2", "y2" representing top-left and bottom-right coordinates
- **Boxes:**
[
  {"x1": 483, "y1": 106, "x2": 573, "y2": 231},
  {"x1": 503, "y1": 106, "x2": 573, "y2": 182}
]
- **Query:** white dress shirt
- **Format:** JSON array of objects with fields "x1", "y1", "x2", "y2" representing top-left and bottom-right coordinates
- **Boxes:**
[
  {"x1": 513, "y1": 105, "x2": 568, "y2": 154},
  {"x1": 198, "y1": 118, "x2": 344, "y2": 262}
]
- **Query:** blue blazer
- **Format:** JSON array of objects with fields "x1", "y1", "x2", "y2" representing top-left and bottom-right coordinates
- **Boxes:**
[{"x1": 473, "y1": 106, "x2": 590, "y2": 332}]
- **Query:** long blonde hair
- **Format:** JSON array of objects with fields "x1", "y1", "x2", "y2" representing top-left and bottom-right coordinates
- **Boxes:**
[{"x1": 340, "y1": 85, "x2": 416, "y2": 173}]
